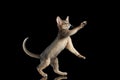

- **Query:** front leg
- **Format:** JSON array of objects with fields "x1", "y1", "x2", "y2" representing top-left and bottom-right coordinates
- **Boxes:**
[
  {"x1": 68, "y1": 21, "x2": 87, "y2": 36},
  {"x1": 66, "y1": 37, "x2": 86, "y2": 59}
]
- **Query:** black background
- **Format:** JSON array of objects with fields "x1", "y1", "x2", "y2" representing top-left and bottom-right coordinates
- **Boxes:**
[
  {"x1": 2, "y1": 1, "x2": 118, "y2": 80},
  {"x1": 14, "y1": 15, "x2": 109, "y2": 80}
]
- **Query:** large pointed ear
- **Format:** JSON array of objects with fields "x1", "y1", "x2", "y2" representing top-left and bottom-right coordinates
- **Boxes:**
[
  {"x1": 56, "y1": 16, "x2": 62, "y2": 25},
  {"x1": 66, "y1": 16, "x2": 69, "y2": 22}
]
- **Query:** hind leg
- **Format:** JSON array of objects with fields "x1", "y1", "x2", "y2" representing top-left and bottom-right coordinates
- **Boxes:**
[
  {"x1": 37, "y1": 58, "x2": 50, "y2": 77},
  {"x1": 51, "y1": 58, "x2": 67, "y2": 76}
]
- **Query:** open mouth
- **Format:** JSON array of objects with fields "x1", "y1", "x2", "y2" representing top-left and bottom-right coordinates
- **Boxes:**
[{"x1": 69, "y1": 25, "x2": 74, "y2": 30}]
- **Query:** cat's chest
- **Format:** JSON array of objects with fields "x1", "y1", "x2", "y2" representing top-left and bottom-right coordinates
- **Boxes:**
[{"x1": 47, "y1": 37, "x2": 69, "y2": 52}]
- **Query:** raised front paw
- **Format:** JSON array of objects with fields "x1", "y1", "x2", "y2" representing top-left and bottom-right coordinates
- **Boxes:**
[
  {"x1": 78, "y1": 55, "x2": 86, "y2": 59},
  {"x1": 82, "y1": 56, "x2": 86, "y2": 59},
  {"x1": 81, "y1": 21, "x2": 87, "y2": 25},
  {"x1": 80, "y1": 21, "x2": 87, "y2": 27}
]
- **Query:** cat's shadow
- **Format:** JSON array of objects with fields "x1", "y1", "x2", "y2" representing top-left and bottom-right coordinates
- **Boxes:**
[{"x1": 40, "y1": 76, "x2": 67, "y2": 80}]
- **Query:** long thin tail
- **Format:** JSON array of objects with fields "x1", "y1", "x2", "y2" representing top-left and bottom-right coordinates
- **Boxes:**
[{"x1": 22, "y1": 37, "x2": 40, "y2": 59}]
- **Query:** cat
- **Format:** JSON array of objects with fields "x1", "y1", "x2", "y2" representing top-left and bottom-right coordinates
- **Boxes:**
[{"x1": 22, "y1": 16, "x2": 87, "y2": 77}]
